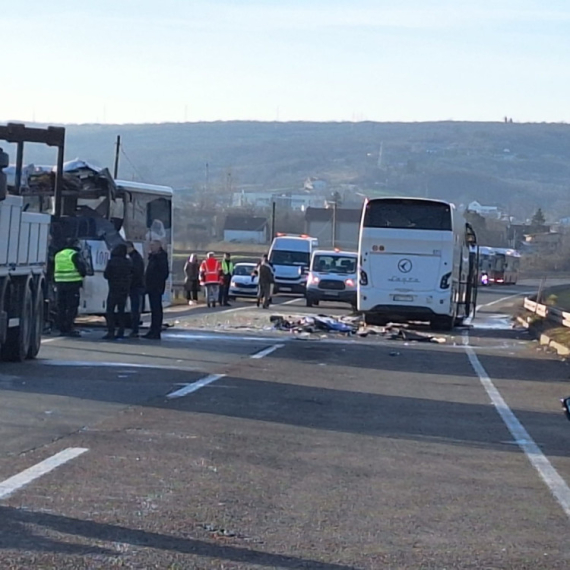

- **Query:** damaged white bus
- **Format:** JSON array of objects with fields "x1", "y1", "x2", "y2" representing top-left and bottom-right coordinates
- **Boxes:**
[{"x1": 357, "y1": 197, "x2": 477, "y2": 330}]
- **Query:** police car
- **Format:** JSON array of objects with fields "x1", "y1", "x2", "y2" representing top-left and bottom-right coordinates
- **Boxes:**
[{"x1": 305, "y1": 249, "x2": 358, "y2": 308}]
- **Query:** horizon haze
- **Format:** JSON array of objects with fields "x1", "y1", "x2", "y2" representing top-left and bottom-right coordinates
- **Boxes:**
[{"x1": 3, "y1": 0, "x2": 570, "y2": 125}]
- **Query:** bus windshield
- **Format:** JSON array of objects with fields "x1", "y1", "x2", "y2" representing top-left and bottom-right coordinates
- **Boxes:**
[{"x1": 363, "y1": 199, "x2": 452, "y2": 231}]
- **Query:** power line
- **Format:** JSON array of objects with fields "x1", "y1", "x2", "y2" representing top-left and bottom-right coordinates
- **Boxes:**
[{"x1": 119, "y1": 146, "x2": 151, "y2": 183}]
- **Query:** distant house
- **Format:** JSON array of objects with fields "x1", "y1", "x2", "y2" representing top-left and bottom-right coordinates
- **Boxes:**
[
  {"x1": 232, "y1": 190, "x2": 325, "y2": 211},
  {"x1": 223, "y1": 215, "x2": 268, "y2": 244},
  {"x1": 303, "y1": 177, "x2": 328, "y2": 192},
  {"x1": 507, "y1": 223, "x2": 551, "y2": 249},
  {"x1": 304, "y1": 207, "x2": 362, "y2": 250},
  {"x1": 520, "y1": 232, "x2": 561, "y2": 255},
  {"x1": 467, "y1": 201, "x2": 502, "y2": 219}
]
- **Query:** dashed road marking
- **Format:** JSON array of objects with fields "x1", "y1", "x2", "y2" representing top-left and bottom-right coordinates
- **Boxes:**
[
  {"x1": 463, "y1": 332, "x2": 570, "y2": 520},
  {"x1": 166, "y1": 373, "x2": 226, "y2": 399},
  {"x1": 0, "y1": 448, "x2": 88, "y2": 500},
  {"x1": 250, "y1": 344, "x2": 285, "y2": 359}
]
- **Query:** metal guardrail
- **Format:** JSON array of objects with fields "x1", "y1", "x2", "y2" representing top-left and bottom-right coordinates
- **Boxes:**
[{"x1": 523, "y1": 296, "x2": 570, "y2": 328}]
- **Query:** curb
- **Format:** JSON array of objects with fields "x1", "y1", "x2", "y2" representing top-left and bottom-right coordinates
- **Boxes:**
[{"x1": 517, "y1": 316, "x2": 570, "y2": 356}]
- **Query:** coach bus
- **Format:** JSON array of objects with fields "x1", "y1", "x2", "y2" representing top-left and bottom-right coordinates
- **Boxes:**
[
  {"x1": 22, "y1": 169, "x2": 174, "y2": 317},
  {"x1": 489, "y1": 247, "x2": 520, "y2": 285},
  {"x1": 77, "y1": 180, "x2": 174, "y2": 315},
  {"x1": 357, "y1": 197, "x2": 477, "y2": 330}
]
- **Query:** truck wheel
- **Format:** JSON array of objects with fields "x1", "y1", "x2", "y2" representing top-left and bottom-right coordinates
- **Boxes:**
[
  {"x1": 0, "y1": 278, "x2": 8, "y2": 347},
  {"x1": 27, "y1": 279, "x2": 45, "y2": 359},
  {"x1": 1, "y1": 277, "x2": 33, "y2": 362}
]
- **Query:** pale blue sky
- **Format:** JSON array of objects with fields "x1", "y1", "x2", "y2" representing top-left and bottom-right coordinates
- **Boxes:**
[{"x1": 3, "y1": 0, "x2": 569, "y2": 124}]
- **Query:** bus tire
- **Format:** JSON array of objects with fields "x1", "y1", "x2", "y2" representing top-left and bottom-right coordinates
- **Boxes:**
[
  {"x1": 430, "y1": 316, "x2": 454, "y2": 331},
  {"x1": 364, "y1": 313, "x2": 387, "y2": 326},
  {"x1": 1, "y1": 277, "x2": 33, "y2": 362},
  {"x1": 27, "y1": 278, "x2": 45, "y2": 359}
]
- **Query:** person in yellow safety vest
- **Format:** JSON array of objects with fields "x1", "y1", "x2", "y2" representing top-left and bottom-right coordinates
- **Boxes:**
[
  {"x1": 219, "y1": 252, "x2": 234, "y2": 307},
  {"x1": 53, "y1": 238, "x2": 87, "y2": 337},
  {"x1": 199, "y1": 252, "x2": 222, "y2": 308}
]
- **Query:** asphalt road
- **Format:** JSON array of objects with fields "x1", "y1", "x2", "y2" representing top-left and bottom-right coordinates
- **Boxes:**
[{"x1": 1, "y1": 283, "x2": 570, "y2": 568}]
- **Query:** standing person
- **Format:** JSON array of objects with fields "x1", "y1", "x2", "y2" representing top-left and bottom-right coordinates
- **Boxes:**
[
  {"x1": 199, "y1": 252, "x2": 221, "y2": 308},
  {"x1": 183, "y1": 254, "x2": 200, "y2": 305},
  {"x1": 219, "y1": 253, "x2": 234, "y2": 307},
  {"x1": 126, "y1": 241, "x2": 145, "y2": 338},
  {"x1": 255, "y1": 254, "x2": 275, "y2": 309},
  {"x1": 102, "y1": 244, "x2": 133, "y2": 340},
  {"x1": 54, "y1": 238, "x2": 87, "y2": 337},
  {"x1": 143, "y1": 240, "x2": 170, "y2": 340}
]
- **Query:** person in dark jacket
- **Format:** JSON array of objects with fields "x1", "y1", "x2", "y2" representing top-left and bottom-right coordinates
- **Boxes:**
[
  {"x1": 253, "y1": 254, "x2": 274, "y2": 309},
  {"x1": 183, "y1": 254, "x2": 200, "y2": 305},
  {"x1": 103, "y1": 244, "x2": 133, "y2": 340},
  {"x1": 126, "y1": 241, "x2": 146, "y2": 337},
  {"x1": 143, "y1": 240, "x2": 169, "y2": 340}
]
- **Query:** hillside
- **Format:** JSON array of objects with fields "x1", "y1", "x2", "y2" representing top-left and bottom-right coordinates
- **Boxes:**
[{"x1": 7, "y1": 120, "x2": 570, "y2": 220}]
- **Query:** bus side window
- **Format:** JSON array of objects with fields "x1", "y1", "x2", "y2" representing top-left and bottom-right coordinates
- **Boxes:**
[{"x1": 146, "y1": 197, "x2": 172, "y2": 242}]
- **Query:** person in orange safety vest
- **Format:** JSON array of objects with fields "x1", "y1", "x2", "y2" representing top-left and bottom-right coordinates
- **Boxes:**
[{"x1": 199, "y1": 252, "x2": 222, "y2": 308}]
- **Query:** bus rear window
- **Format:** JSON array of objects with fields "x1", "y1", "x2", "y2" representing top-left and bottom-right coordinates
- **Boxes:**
[{"x1": 363, "y1": 199, "x2": 452, "y2": 231}]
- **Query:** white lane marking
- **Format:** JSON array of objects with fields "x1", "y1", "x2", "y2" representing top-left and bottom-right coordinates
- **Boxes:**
[
  {"x1": 477, "y1": 292, "x2": 533, "y2": 311},
  {"x1": 250, "y1": 344, "x2": 284, "y2": 359},
  {"x1": 41, "y1": 338, "x2": 59, "y2": 344},
  {"x1": 462, "y1": 332, "x2": 570, "y2": 519},
  {"x1": 217, "y1": 306, "x2": 251, "y2": 315},
  {"x1": 0, "y1": 447, "x2": 88, "y2": 500},
  {"x1": 167, "y1": 332, "x2": 286, "y2": 343},
  {"x1": 166, "y1": 373, "x2": 226, "y2": 399},
  {"x1": 42, "y1": 360, "x2": 199, "y2": 372},
  {"x1": 282, "y1": 298, "x2": 302, "y2": 306}
]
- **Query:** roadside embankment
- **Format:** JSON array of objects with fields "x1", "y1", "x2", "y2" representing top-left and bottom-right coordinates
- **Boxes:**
[{"x1": 517, "y1": 283, "x2": 570, "y2": 356}]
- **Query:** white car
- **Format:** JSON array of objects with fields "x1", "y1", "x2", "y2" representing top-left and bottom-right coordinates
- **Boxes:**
[
  {"x1": 229, "y1": 262, "x2": 259, "y2": 299},
  {"x1": 305, "y1": 250, "x2": 358, "y2": 309}
]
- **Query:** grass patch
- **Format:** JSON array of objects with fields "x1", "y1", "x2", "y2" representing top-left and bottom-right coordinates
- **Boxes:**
[
  {"x1": 550, "y1": 288, "x2": 570, "y2": 311},
  {"x1": 545, "y1": 327, "x2": 570, "y2": 346}
]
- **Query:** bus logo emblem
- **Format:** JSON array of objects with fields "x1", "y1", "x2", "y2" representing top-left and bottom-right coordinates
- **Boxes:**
[{"x1": 398, "y1": 259, "x2": 413, "y2": 273}]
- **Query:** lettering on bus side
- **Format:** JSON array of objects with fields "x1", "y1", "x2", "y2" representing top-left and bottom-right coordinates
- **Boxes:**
[{"x1": 388, "y1": 276, "x2": 420, "y2": 283}]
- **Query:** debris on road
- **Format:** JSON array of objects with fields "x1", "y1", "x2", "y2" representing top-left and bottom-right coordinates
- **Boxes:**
[{"x1": 269, "y1": 314, "x2": 447, "y2": 343}]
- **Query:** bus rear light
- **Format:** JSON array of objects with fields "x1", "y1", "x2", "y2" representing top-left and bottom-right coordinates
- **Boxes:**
[
  {"x1": 360, "y1": 270, "x2": 369, "y2": 286},
  {"x1": 440, "y1": 272, "x2": 452, "y2": 289}
]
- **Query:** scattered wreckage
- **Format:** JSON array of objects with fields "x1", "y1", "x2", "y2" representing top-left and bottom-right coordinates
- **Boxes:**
[{"x1": 269, "y1": 314, "x2": 446, "y2": 343}]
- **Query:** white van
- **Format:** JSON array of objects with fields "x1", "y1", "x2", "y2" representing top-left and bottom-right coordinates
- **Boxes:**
[
  {"x1": 306, "y1": 249, "x2": 358, "y2": 308},
  {"x1": 268, "y1": 234, "x2": 318, "y2": 294}
]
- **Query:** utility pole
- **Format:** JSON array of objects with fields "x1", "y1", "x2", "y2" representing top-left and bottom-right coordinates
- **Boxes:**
[
  {"x1": 332, "y1": 200, "x2": 337, "y2": 248},
  {"x1": 271, "y1": 200, "x2": 276, "y2": 239},
  {"x1": 113, "y1": 135, "x2": 121, "y2": 179}
]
